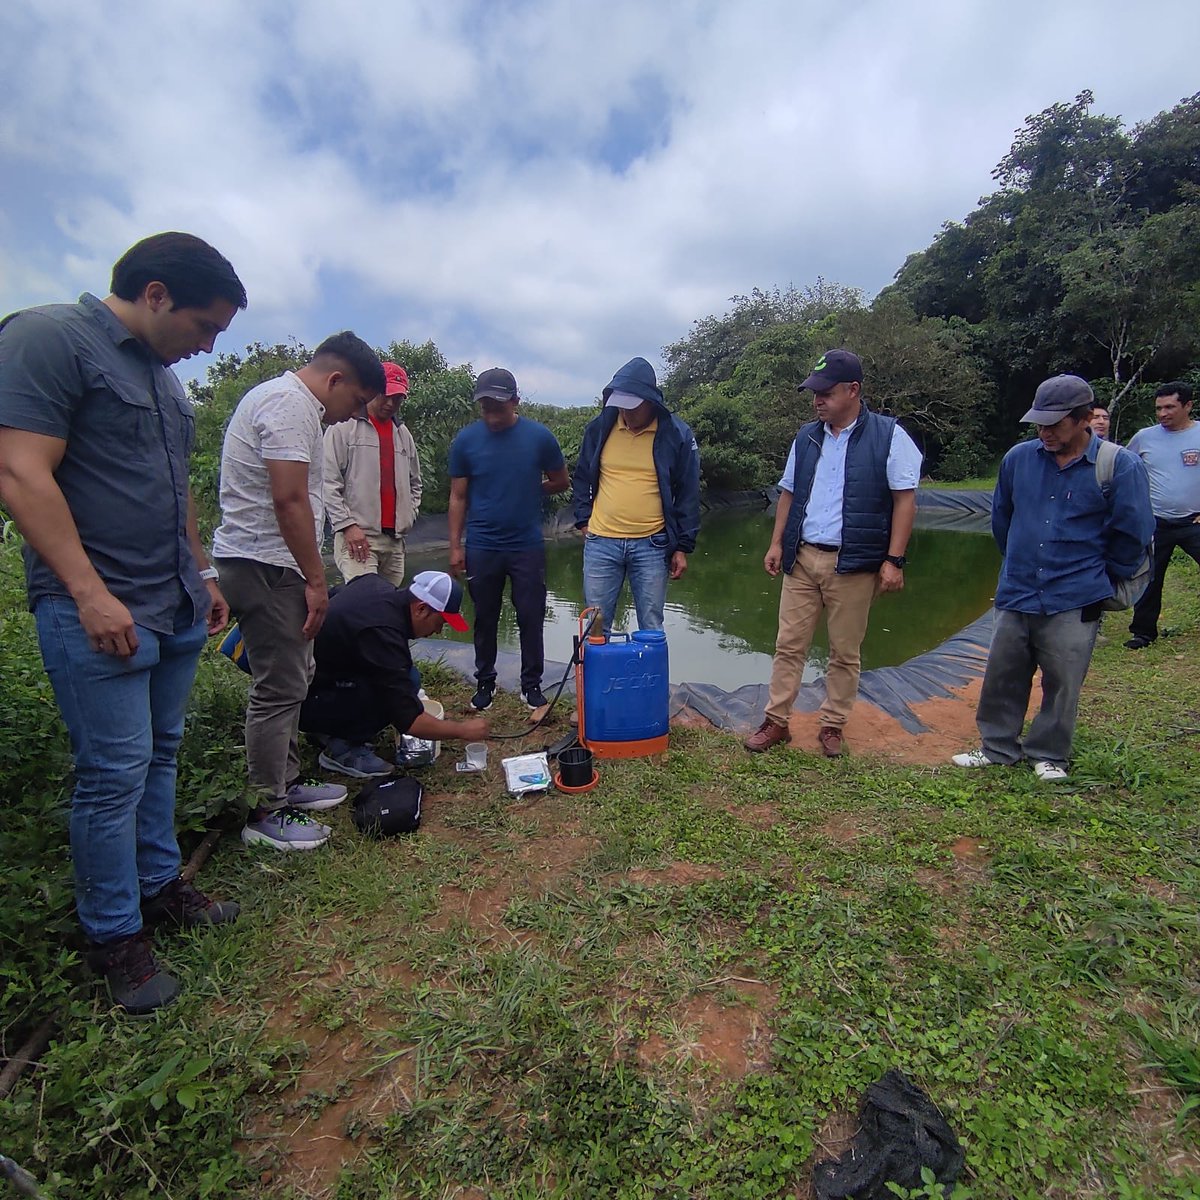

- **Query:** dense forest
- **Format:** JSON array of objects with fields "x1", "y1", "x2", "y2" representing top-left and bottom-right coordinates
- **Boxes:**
[{"x1": 188, "y1": 89, "x2": 1200, "y2": 525}]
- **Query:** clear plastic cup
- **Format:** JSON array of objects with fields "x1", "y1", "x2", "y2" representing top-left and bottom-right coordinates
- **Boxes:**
[{"x1": 465, "y1": 742, "x2": 488, "y2": 770}]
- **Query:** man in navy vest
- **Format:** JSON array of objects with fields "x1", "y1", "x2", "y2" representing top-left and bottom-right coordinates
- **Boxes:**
[{"x1": 745, "y1": 350, "x2": 921, "y2": 757}]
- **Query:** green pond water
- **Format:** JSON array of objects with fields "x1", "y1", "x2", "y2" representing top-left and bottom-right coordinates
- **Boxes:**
[{"x1": 406, "y1": 507, "x2": 1000, "y2": 691}]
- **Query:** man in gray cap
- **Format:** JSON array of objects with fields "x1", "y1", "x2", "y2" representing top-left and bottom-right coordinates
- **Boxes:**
[{"x1": 952, "y1": 374, "x2": 1153, "y2": 781}]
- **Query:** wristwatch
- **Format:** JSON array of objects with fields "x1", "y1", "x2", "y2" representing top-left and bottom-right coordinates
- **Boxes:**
[{"x1": 883, "y1": 554, "x2": 907, "y2": 569}]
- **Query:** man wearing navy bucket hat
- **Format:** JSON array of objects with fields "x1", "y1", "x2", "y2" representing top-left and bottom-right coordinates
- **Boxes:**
[{"x1": 572, "y1": 357, "x2": 701, "y2": 634}]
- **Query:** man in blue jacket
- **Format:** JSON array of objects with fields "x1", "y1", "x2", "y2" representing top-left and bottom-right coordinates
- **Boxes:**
[
  {"x1": 745, "y1": 350, "x2": 921, "y2": 758},
  {"x1": 952, "y1": 375, "x2": 1153, "y2": 781},
  {"x1": 572, "y1": 357, "x2": 701, "y2": 634}
]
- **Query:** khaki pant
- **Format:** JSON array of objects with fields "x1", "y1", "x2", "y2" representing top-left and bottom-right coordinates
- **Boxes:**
[
  {"x1": 765, "y1": 544, "x2": 879, "y2": 729},
  {"x1": 333, "y1": 530, "x2": 406, "y2": 588},
  {"x1": 214, "y1": 557, "x2": 315, "y2": 806}
]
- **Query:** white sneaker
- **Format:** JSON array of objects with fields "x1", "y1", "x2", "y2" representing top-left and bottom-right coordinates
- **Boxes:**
[
  {"x1": 1032, "y1": 760, "x2": 1069, "y2": 782},
  {"x1": 951, "y1": 750, "x2": 995, "y2": 768}
]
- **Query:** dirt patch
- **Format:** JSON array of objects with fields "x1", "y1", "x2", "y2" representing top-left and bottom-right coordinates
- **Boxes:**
[
  {"x1": 818, "y1": 811, "x2": 885, "y2": 843},
  {"x1": 782, "y1": 676, "x2": 1044, "y2": 767},
  {"x1": 915, "y1": 834, "x2": 991, "y2": 899},
  {"x1": 624, "y1": 862, "x2": 725, "y2": 887},
  {"x1": 427, "y1": 881, "x2": 513, "y2": 932},
  {"x1": 812, "y1": 1105, "x2": 859, "y2": 1166},
  {"x1": 244, "y1": 997, "x2": 417, "y2": 1198},
  {"x1": 516, "y1": 832, "x2": 598, "y2": 872},
  {"x1": 637, "y1": 984, "x2": 778, "y2": 1078},
  {"x1": 725, "y1": 800, "x2": 781, "y2": 828},
  {"x1": 1127, "y1": 1062, "x2": 1200, "y2": 1176}
]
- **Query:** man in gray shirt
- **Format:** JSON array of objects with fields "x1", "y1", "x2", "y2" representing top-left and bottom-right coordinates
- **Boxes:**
[
  {"x1": 213, "y1": 333, "x2": 385, "y2": 851},
  {"x1": 0, "y1": 233, "x2": 246, "y2": 1015},
  {"x1": 1125, "y1": 381, "x2": 1200, "y2": 650}
]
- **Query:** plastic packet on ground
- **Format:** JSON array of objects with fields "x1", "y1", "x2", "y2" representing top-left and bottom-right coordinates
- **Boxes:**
[{"x1": 502, "y1": 752, "x2": 551, "y2": 796}]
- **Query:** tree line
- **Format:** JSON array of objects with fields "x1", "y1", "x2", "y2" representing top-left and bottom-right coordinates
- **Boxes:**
[{"x1": 188, "y1": 89, "x2": 1199, "y2": 523}]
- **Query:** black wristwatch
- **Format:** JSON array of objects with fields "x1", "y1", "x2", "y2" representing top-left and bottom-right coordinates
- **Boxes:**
[{"x1": 884, "y1": 554, "x2": 907, "y2": 569}]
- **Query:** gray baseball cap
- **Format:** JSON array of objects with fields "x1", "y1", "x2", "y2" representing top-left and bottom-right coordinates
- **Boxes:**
[{"x1": 1021, "y1": 374, "x2": 1094, "y2": 424}]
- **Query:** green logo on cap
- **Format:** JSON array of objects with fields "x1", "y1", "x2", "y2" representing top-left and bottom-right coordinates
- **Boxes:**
[{"x1": 813, "y1": 355, "x2": 827, "y2": 372}]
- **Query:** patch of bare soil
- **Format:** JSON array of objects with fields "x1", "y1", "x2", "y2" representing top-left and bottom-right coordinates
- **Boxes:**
[
  {"x1": 243, "y1": 997, "x2": 416, "y2": 1198},
  {"x1": 782, "y1": 676, "x2": 1044, "y2": 766},
  {"x1": 724, "y1": 800, "x2": 781, "y2": 828},
  {"x1": 818, "y1": 811, "x2": 885, "y2": 844},
  {"x1": 915, "y1": 834, "x2": 991, "y2": 900},
  {"x1": 624, "y1": 862, "x2": 725, "y2": 887},
  {"x1": 1127, "y1": 1062, "x2": 1200, "y2": 1177},
  {"x1": 637, "y1": 982, "x2": 779, "y2": 1079}
]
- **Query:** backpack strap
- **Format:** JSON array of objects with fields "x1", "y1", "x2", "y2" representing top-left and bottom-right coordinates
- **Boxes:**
[{"x1": 1094, "y1": 438, "x2": 1120, "y2": 493}]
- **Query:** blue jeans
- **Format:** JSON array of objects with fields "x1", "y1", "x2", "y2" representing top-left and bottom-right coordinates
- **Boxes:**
[
  {"x1": 583, "y1": 532, "x2": 670, "y2": 634},
  {"x1": 35, "y1": 596, "x2": 208, "y2": 943}
]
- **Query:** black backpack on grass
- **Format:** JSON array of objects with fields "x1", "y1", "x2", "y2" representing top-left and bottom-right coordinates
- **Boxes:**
[{"x1": 351, "y1": 776, "x2": 422, "y2": 838}]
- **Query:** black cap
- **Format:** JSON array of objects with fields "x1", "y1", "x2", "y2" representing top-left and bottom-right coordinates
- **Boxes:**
[
  {"x1": 799, "y1": 349, "x2": 863, "y2": 392},
  {"x1": 473, "y1": 367, "x2": 519, "y2": 402}
]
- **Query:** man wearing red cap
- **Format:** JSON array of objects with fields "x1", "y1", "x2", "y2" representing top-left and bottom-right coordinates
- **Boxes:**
[{"x1": 324, "y1": 361, "x2": 422, "y2": 587}]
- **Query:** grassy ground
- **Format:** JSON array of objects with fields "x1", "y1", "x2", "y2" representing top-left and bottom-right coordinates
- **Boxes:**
[{"x1": 2, "y1": 557, "x2": 1199, "y2": 1200}]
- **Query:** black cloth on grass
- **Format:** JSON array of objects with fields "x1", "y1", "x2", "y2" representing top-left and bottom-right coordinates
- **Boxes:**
[{"x1": 813, "y1": 1069, "x2": 964, "y2": 1200}]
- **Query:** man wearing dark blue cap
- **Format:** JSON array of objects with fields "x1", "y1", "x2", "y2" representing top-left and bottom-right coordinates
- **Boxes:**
[
  {"x1": 572, "y1": 357, "x2": 701, "y2": 634},
  {"x1": 746, "y1": 349, "x2": 922, "y2": 758},
  {"x1": 448, "y1": 368, "x2": 570, "y2": 712},
  {"x1": 952, "y1": 374, "x2": 1153, "y2": 781}
]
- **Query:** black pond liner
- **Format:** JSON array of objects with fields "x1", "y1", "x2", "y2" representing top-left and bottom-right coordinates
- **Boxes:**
[{"x1": 410, "y1": 489, "x2": 997, "y2": 737}]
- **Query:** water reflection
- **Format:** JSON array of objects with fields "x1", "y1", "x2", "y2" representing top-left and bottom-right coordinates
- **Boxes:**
[{"x1": 407, "y1": 508, "x2": 1000, "y2": 690}]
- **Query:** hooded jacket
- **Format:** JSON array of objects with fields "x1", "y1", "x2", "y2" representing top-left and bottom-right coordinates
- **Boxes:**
[{"x1": 572, "y1": 358, "x2": 701, "y2": 558}]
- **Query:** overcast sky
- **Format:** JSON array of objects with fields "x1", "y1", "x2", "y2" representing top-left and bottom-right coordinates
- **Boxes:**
[{"x1": 1, "y1": 0, "x2": 1196, "y2": 405}]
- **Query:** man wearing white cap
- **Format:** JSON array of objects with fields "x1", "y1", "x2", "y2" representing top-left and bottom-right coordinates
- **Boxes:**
[
  {"x1": 324, "y1": 361, "x2": 422, "y2": 587},
  {"x1": 300, "y1": 570, "x2": 488, "y2": 777},
  {"x1": 952, "y1": 374, "x2": 1153, "y2": 781}
]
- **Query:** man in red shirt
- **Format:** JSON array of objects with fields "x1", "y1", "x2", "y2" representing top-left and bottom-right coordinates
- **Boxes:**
[{"x1": 324, "y1": 362, "x2": 423, "y2": 586}]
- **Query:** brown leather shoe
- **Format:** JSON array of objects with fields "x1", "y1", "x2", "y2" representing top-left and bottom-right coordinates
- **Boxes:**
[
  {"x1": 744, "y1": 719, "x2": 791, "y2": 753},
  {"x1": 818, "y1": 725, "x2": 844, "y2": 757}
]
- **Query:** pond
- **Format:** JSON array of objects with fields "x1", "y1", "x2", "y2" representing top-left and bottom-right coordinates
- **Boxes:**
[{"x1": 404, "y1": 505, "x2": 1000, "y2": 691}]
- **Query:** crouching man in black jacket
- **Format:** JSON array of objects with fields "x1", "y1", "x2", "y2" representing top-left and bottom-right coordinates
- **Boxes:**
[{"x1": 300, "y1": 570, "x2": 489, "y2": 777}]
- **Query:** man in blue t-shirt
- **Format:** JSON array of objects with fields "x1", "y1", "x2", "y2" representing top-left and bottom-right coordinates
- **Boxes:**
[{"x1": 448, "y1": 368, "x2": 569, "y2": 710}]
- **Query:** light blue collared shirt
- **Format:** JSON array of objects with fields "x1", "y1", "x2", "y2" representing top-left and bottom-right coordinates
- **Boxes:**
[{"x1": 778, "y1": 416, "x2": 923, "y2": 545}]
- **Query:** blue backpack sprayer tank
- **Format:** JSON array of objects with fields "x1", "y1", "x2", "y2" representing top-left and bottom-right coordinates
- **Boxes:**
[{"x1": 573, "y1": 606, "x2": 669, "y2": 759}]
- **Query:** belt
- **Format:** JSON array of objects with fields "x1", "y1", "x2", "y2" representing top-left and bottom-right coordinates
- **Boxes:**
[
  {"x1": 802, "y1": 541, "x2": 840, "y2": 553},
  {"x1": 381, "y1": 527, "x2": 395, "y2": 536}
]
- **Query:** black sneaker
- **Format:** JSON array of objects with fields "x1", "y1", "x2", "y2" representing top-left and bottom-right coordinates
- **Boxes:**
[
  {"x1": 523, "y1": 687, "x2": 548, "y2": 710},
  {"x1": 86, "y1": 933, "x2": 181, "y2": 1016},
  {"x1": 142, "y1": 878, "x2": 240, "y2": 930},
  {"x1": 1123, "y1": 635, "x2": 1153, "y2": 650},
  {"x1": 471, "y1": 682, "x2": 495, "y2": 711}
]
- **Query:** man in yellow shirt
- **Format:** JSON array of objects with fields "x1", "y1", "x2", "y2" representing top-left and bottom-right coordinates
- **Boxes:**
[{"x1": 572, "y1": 357, "x2": 701, "y2": 633}]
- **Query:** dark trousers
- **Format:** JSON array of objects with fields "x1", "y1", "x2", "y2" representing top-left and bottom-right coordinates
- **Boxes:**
[
  {"x1": 466, "y1": 545, "x2": 546, "y2": 692},
  {"x1": 1129, "y1": 516, "x2": 1200, "y2": 641},
  {"x1": 300, "y1": 678, "x2": 383, "y2": 744},
  {"x1": 299, "y1": 665, "x2": 422, "y2": 744}
]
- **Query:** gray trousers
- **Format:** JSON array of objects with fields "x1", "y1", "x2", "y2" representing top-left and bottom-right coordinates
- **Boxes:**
[
  {"x1": 215, "y1": 557, "x2": 315, "y2": 806},
  {"x1": 976, "y1": 607, "x2": 1100, "y2": 767}
]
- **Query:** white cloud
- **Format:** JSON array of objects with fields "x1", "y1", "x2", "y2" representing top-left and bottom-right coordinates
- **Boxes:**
[{"x1": 1, "y1": 0, "x2": 1197, "y2": 397}]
